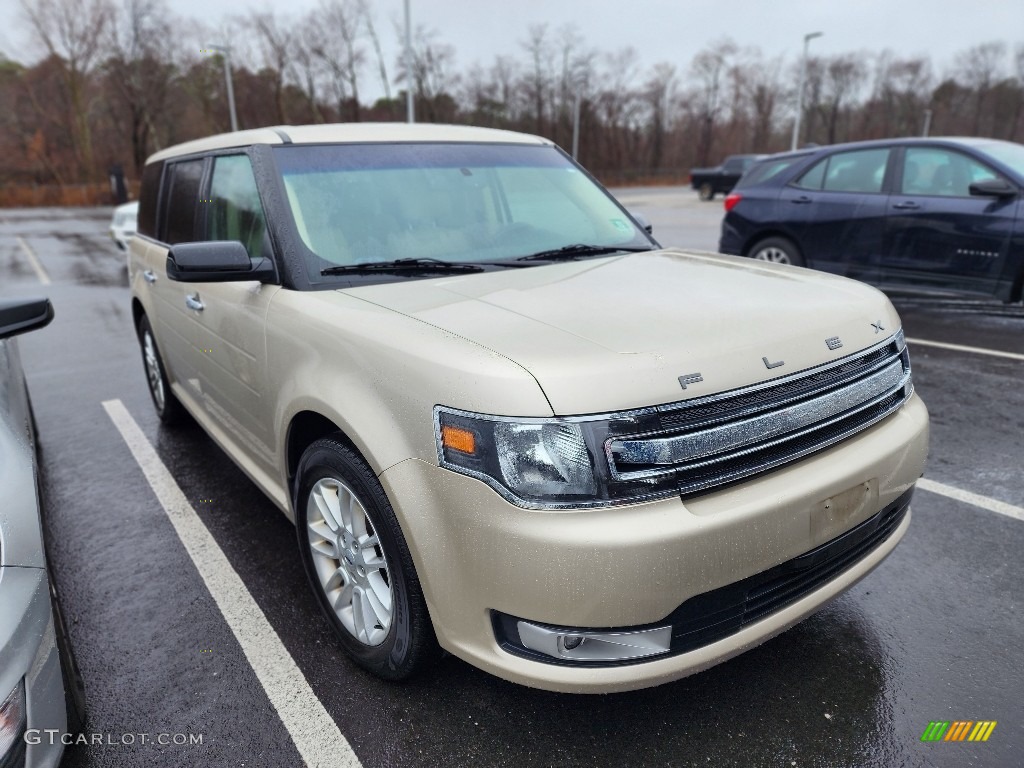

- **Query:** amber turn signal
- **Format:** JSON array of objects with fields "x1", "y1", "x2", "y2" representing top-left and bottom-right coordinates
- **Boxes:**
[{"x1": 441, "y1": 425, "x2": 476, "y2": 454}]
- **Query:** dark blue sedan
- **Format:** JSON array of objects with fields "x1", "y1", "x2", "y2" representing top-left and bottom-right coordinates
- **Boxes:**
[{"x1": 719, "y1": 138, "x2": 1024, "y2": 301}]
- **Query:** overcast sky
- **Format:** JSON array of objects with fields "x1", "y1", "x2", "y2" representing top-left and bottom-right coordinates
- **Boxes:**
[{"x1": 2, "y1": 0, "x2": 1021, "y2": 99}]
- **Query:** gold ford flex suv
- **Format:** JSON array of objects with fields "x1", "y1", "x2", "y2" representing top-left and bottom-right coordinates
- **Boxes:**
[{"x1": 128, "y1": 124, "x2": 929, "y2": 693}]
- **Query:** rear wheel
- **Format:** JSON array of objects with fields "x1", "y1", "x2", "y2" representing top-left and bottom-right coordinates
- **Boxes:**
[
  {"x1": 749, "y1": 236, "x2": 805, "y2": 267},
  {"x1": 138, "y1": 315, "x2": 186, "y2": 425},
  {"x1": 698, "y1": 183, "x2": 715, "y2": 201},
  {"x1": 295, "y1": 437, "x2": 439, "y2": 680}
]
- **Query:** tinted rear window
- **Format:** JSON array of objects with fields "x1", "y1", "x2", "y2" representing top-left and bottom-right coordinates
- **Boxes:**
[
  {"x1": 737, "y1": 157, "x2": 802, "y2": 188},
  {"x1": 137, "y1": 162, "x2": 163, "y2": 238},
  {"x1": 162, "y1": 159, "x2": 204, "y2": 244}
]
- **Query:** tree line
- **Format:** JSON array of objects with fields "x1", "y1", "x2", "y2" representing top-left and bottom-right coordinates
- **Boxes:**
[{"x1": 2, "y1": 0, "x2": 1023, "y2": 199}]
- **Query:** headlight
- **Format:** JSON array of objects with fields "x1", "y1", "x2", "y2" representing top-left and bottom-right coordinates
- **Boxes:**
[
  {"x1": 0, "y1": 679, "x2": 26, "y2": 764},
  {"x1": 434, "y1": 406, "x2": 677, "y2": 509}
]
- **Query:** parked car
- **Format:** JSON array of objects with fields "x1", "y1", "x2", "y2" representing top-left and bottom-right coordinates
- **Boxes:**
[
  {"x1": 719, "y1": 137, "x2": 1024, "y2": 302},
  {"x1": 109, "y1": 200, "x2": 139, "y2": 251},
  {"x1": 0, "y1": 297, "x2": 86, "y2": 767},
  {"x1": 129, "y1": 123, "x2": 928, "y2": 693},
  {"x1": 690, "y1": 154, "x2": 762, "y2": 201}
]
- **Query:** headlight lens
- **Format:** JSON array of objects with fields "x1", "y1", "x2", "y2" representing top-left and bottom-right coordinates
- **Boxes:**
[
  {"x1": 0, "y1": 679, "x2": 26, "y2": 762},
  {"x1": 435, "y1": 406, "x2": 676, "y2": 509}
]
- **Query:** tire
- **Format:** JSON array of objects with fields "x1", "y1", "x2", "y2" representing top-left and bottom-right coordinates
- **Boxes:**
[
  {"x1": 698, "y1": 183, "x2": 715, "y2": 201},
  {"x1": 748, "y1": 236, "x2": 805, "y2": 267},
  {"x1": 137, "y1": 315, "x2": 186, "y2": 425},
  {"x1": 49, "y1": 579, "x2": 87, "y2": 733},
  {"x1": 295, "y1": 437, "x2": 439, "y2": 681}
]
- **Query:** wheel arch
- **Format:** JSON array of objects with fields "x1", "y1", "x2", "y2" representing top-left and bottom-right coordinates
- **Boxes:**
[
  {"x1": 286, "y1": 410, "x2": 370, "y2": 500},
  {"x1": 131, "y1": 297, "x2": 146, "y2": 336}
]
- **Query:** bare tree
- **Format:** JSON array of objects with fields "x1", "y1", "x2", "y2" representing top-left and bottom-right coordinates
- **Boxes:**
[
  {"x1": 245, "y1": 10, "x2": 295, "y2": 124},
  {"x1": 689, "y1": 39, "x2": 738, "y2": 165},
  {"x1": 642, "y1": 63, "x2": 677, "y2": 169},
  {"x1": 955, "y1": 42, "x2": 1007, "y2": 134},
  {"x1": 20, "y1": 0, "x2": 114, "y2": 180},
  {"x1": 104, "y1": 0, "x2": 175, "y2": 172},
  {"x1": 308, "y1": 0, "x2": 365, "y2": 121},
  {"x1": 357, "y1": 0, "x2": 391, "y2": 114},
  {"x1": 820, "y1": 54, "x2": 867, "y2": 143}
]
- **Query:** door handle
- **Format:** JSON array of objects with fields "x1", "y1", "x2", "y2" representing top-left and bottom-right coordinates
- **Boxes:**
[
  {"x1": 185, "y1": 293, "x2": 205, "y2": 311},
  {"x1": 790, "y1": 196, "x2": 813, "y2": 204},
  {"x1": 143, "y1": 269, "x2": 157, "y2": 284},
  {"x1": 892, "y1": 201, "x2": 920, "y2": 210}
]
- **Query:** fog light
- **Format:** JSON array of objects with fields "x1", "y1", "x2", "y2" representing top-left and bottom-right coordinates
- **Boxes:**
[
  {"x1": 562, "y1": 635, "x2": 584, "y2": 651},
  {"x1": 517, "y1": 621, "x2": 671, "y2": 662},
  {"x1": 0, "y1": 679, "x2": 26, "y2": 763}
]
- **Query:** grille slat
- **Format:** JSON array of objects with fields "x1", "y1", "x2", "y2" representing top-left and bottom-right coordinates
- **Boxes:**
[{"x1": 606, "y1": 333, "x2": 911, "y2": 496}]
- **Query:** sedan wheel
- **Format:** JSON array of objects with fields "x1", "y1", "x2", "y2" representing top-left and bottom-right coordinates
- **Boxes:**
[
  {"x1": 749, "y1": 237, "x2": 805, "y2": 267},
  {"x1": 295, "y1": 437, "x2": 439, "y2": 680}
]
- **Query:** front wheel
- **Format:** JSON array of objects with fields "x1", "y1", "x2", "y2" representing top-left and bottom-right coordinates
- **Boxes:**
[
  {"x1": 698, "y1": 183, "x2": 715, "y2": 201},
  {"x1": 295, "y1": 437, "x2": 439, "y2": 680},
  {"x1": 748, "y1": 237, "x2": 805, "y2": 267}
]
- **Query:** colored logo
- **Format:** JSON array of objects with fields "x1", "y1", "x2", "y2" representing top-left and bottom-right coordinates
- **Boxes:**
[{"x1": 921, "y1": 721, "x2": 997, "y2": 742}]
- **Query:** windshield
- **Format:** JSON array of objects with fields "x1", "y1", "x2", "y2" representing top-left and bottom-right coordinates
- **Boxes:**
[
  {"x1": 977, "y1": 141, "x2": 1024, "y2": 179},
  {"x1": 272, "y1": 143, "x2": 652, "y2": 281}
]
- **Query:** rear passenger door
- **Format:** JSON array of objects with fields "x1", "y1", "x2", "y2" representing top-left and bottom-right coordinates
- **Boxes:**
[
  {"x1": 781, "y1": 147, "x2": 893, "y2": 283},
  {"x1": 150, "y1": 157, "x2": 206, "y2": 393},
  {"x1": 882, "y1": 146, "x2": 1014, "y2": 296}
]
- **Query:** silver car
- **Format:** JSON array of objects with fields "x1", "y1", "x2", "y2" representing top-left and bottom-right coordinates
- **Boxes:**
[{"x1": 0, "y1": 297, "x2": 86, "y2": 766}]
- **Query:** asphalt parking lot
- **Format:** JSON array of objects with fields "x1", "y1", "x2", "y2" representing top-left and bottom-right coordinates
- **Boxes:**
[{"x1": 1, "y1": 196, "x2": 1022, "y2": 768}]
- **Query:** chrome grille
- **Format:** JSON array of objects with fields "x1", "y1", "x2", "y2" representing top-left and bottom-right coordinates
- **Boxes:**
[{"x1": 605, "y1": 332, "x2": 912, "y2": 497}]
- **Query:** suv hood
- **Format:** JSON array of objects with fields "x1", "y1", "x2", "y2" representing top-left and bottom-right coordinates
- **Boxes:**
[{"x1": 344, "y1": 249, "x2": 901, "y2": 415}]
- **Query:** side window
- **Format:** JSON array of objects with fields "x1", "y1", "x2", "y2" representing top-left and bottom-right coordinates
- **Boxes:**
[
  {"x1": 794, "y1": 158, "x2": 827, "y2": 190},
  {"x1": 821, "y1": 149, "x2": 890, "y2": 193},
  {"x1": 137, "y1": 161, "x2": 163, "y2": 238},
  {"x1": 162, "y1": 159, "x2": 204, "y2": 244},
  {"x1": 205, "y1": 155, "x2": 268, "y2": 261},
  {"x1": 740, "y1": 157, "x2": 801, "y2": 187},
  {"x1": 902, "y1": 147, "x2": 1000, "y2": 197}
]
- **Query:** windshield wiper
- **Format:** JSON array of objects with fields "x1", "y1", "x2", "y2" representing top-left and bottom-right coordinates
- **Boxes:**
[
  {"x1": 321, "y1": 257, "x2": 485, "y2": 276},
  {"x1": 516, "y1": 244, "x2": 654, "y2": 262}
]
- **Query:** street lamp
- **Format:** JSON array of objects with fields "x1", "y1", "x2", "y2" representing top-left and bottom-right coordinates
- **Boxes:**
[
  {"x1": 404, "y1": 0, "x2": 414, "y2": 123},
  {"x1": 790, "y1": 31, "x2": 823, "y2": 151},
  {"x1": 206, "y1": 43, "x2": 239, "y2": 132}
]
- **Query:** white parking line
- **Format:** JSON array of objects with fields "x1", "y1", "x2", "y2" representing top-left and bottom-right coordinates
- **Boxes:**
[
  {"x1": 16, "y1": 236, "x2": 51, "y2": 285},
  {"x1": 102, "y1": 399, "x2": 362, "y2": 768},
  {"x1": 918, "y1": 478, "x2": 1024, "y2": 523},
  {"x1": 906, "y1": 337, "x2": 1024, "y2": 363}
]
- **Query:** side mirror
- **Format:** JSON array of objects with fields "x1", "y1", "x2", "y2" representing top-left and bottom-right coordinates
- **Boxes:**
[
  {"x1": 0, "y1": 297, "x2": 54, "y2": 340},
  {"x1": 968, "y1": 178, "x2": 1017, "y2": 198},
  {"x1": 631, "y1": 212, "x2": 654, "y2": 235},
  {"x1": 166, "y1": 241, "x2": 275, "y2": 283}
]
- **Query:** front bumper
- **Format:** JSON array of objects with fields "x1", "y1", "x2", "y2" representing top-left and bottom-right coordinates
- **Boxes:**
[
  {"x1": 0, "y1": 567, "x2": 66, "y2": 768},
  {"x1": 380, "y1": 393, "x2": 929, "y2": 693}
]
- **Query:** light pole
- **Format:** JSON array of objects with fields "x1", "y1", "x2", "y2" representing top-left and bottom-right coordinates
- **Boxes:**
[
  {"x1": 571, "y1": 94, "x2": 581, "y2": 159},
  {"x1": 207, "y1": 44, "x2": 238, "y2": 132},
  {"x1": 790, "y1": 31, "x2": 822, "y2": 151},
  {"x1": 404, "y1": 0, "x2": 414, "y2": 123}
]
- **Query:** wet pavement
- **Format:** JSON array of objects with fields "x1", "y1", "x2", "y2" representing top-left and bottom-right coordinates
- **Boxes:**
[{"x1": 1, "y1": 204, "x2": 1021, "y2": 768}]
